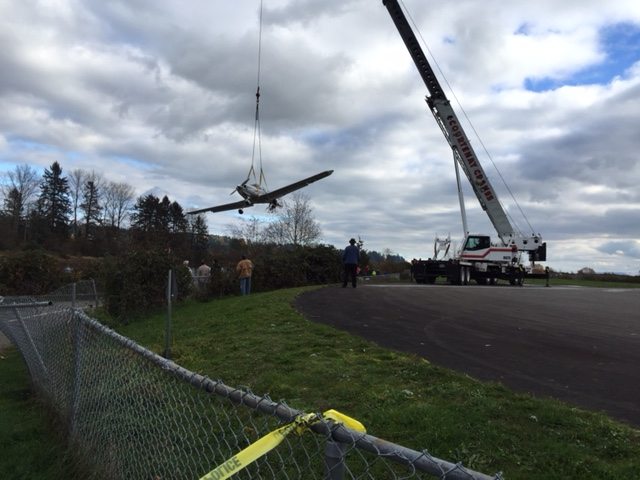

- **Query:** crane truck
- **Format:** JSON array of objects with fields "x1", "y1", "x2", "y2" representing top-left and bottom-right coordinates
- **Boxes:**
[{"x1": 383, "y1": 0, "x2": 548, "y2": 285}]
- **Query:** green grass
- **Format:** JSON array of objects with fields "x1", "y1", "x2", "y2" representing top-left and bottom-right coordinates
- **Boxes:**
[
  {"x1": 527, "y1": 277, "x2": 640, "y2": 288},
  {"x1": 112, "y1": 288, "x2": 639, "y2": 479},
  {"x1": 2, "y1": 286, "x2": 640, "y2": 479},
  {"x1": 0, "y1": 349, "x2": 88, "y2": 479}
]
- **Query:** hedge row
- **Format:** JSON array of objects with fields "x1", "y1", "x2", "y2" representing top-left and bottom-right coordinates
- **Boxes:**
[{"x1": 1, "y1": 245, "x2": 344, "y2": 322}]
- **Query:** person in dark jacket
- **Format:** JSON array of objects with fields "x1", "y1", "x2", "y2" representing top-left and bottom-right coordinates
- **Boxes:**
[{"x1": 342, "y1": 238, "x2": 360, "y2": 288}]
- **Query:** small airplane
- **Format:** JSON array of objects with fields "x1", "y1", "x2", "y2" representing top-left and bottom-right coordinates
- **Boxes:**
[{"x1": 187, "y1": 169, "x2": 333, "y2": 215}]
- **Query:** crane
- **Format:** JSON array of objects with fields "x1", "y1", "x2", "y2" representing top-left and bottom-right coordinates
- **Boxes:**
[{"x1": 383, "y1": 0, "x2": 547, "y2": 285}]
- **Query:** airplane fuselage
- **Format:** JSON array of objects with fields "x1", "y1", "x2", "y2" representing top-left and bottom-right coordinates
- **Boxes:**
[
  {"x1": 235, "y1": 183, "x2": 280, "y2": 212},
  {"x1": 236, "y1": 183, "x2": 266, "y2": 202}
]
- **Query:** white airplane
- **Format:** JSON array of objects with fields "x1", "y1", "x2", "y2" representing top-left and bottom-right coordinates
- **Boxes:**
[{"x1": 187, "y1": 169, "x2": 333, "y2": 215}]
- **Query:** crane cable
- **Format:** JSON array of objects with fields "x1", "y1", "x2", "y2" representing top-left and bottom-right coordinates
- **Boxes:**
[
  {"x1": 400, "y1": 0, "x2": 536, "y2": 236},
  {"x1": 249, "y1": 0, "x2": 268, "y2": 191}
]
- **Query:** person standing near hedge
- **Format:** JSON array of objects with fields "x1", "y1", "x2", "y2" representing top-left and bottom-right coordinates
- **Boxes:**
[
  {"x1": 236, "y1": 255, "x2": 254, "y2": 296},
  {"x1": 342, "y1": 238, "x2": 360, "y2": 288},
  {"x1": 196, "y1": 260, "x2": 211, "y2": 291}
]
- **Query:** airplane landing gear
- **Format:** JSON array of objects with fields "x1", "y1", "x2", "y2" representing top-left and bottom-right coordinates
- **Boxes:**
[
  {"x1": 267, "y1": 200, "x2": 280, "y2": 212},
  {"x1": 238, "y1": 209, "x2": 244, "y2": 214}
]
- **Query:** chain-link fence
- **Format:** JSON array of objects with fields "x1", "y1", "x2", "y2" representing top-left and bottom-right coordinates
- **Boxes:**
[{"x1": 0, "y1": 282, "x2": 502, "y2": 480}]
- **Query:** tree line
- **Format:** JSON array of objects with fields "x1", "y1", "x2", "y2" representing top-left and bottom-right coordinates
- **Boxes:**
[
  {"x1": 0, "y1": 161, "x2": 209, "y2": 260},
  {"x1": 0, "y1": 161, "x2": 334, "y2": 259},
  {"x1": 1, "y1": 161, "x2": 409, "y2": 312}
]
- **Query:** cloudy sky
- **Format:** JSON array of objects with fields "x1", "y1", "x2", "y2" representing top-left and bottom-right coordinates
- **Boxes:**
[{"x1": 1, "y1": 0, "x2": 640, "y2": 274}]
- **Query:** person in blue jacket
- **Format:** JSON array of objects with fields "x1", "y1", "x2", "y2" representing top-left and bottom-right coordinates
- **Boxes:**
[{"x1": 342, "y1": 238, "x2": 360, "y2": 288}]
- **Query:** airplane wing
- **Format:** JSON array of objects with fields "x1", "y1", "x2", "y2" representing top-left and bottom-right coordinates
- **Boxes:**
[
  {"x1": 257, "y1": 170, "x2": 333, "y2": 203},
  {"x1": 187, "y1": 199, "x2": 251, "y2": 215}
]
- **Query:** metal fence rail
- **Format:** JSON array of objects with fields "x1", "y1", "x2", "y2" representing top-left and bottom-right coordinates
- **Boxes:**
[{"x1": 0, "y1": 283, "x2": 501, "y2": 480}]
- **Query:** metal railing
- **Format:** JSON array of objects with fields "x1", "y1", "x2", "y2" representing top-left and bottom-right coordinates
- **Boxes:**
[{"x1": 0, "y1": 283, "x2": 501, "y2": 480}]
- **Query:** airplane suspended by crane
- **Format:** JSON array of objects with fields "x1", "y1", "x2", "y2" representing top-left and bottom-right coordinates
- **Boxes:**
[
  {"x1": 188, "y1": 2, "x2": 333, "y2": 217},
  {"x1": 187, "y1": 87, "x2": 333, "y2": 218},
  {"x1": 382, "y1": 0, "x2": 547, "y2": 285},
  {"x1": 187, "y1": 168, "x2": 333, "y2": 215}
]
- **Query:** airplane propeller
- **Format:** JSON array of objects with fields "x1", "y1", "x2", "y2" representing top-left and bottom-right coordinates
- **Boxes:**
[{"x1": 230, "y1": 177, "x2": 250, "y2": 195}]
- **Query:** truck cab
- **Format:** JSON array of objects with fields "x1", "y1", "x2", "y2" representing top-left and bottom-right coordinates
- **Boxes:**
[{"x1": 460, "y1": 234, "x2": 519, "y2": 265}]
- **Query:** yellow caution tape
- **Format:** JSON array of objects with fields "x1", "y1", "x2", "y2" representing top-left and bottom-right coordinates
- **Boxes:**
[
  {"x1": 199, "y1": 409, "x2": 365, "y2": 480},
  {"x1": 322, "y1": 409, "x2": 366, "y2": 433}
]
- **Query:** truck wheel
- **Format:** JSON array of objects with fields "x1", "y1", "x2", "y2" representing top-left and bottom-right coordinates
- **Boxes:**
[{"x1": 460, "y1": 266, "x2": 469, "y2": 285}]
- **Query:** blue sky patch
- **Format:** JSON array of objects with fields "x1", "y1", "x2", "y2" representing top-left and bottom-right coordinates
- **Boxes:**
[
  {"x1": 8, "y1": 137, "x2": 55, "y2": 153},
  {"x1": 111, "y1": 155, "x2": 154, "y2": 170},
  {"x1": 525, "y1": 22, "x2": 640, "y2": 92}
]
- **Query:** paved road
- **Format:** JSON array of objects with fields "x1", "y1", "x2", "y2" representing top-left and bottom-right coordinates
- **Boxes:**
[{"x1": 295, "y1": 284, "x2": 640, "y2": 427}]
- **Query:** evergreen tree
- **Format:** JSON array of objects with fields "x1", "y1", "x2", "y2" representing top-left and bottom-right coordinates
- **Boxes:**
[
  {"x1": 157, "y1": 195, "x2": 172, "y2": 232},
  {"x1": 190, "y1": 214, "x2": 209, "y2": 259},
  {"x1": 169, "y1": 201, "x2": 188, "y2": 234},
  {"x1": 3, "y1": 187, "x2": 22, "y2": 223},
  {"x1": 131, "y1": 194, "x2": 156, "y2": 231},
  {"x1": 80, "y1": 180, "x2": 102, "y2": 239},
  {"x1": 130, "y1": 194, "x2": 189, "y2": 251},
  {"x1": 37, "y1": 161, "x2": 71, "y2": 236},
  {"x1": 1, "y1": 187, "x2": 23, "y2": 247}
]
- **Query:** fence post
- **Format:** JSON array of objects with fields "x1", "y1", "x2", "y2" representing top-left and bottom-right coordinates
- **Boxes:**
[
  {"x1": 164, "y1": 269, "x2": 173, "y2": 359},
  {"x1": 72, "y1": 282, "x2": 77, "y2": 310},
  {"x1": 12, "y1": 306, "x2": 49, "y2": 378},
  {"x1": 324, "y1": 438, "x2": 347, "y2": 480},
  {"x1": 91, "y1": 278, "x2": 99, "y2": 307},
  {"x1": 69, "y1": 309, "x2": 83, "y2": 435}
]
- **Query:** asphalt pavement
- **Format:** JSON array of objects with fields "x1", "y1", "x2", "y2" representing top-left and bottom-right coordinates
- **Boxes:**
[{"x1": 295, "y1": 283, "x2": 640, "y2": 427}]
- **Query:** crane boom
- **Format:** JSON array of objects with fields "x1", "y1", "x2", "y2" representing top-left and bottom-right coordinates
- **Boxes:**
[{"x1": 382, "y1": 0, "x2": 530, "y2": 248}]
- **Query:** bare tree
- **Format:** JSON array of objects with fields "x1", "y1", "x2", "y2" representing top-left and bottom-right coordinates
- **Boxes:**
[
  {"x1": 263, "y1": 192, "x2": 321, "y2": 246},
  {"x1": 227, "y1": 216, "x2": 265, "y2": 245},
  {"x1": 1, "y1": 164, "x2": 39, "y2": 218},
  {"x1": 68, "y1": 169, "x2": 90, "y2": 236},
  {"x1": 103, "y1": 181, "x2": 135, "y2": 230}
]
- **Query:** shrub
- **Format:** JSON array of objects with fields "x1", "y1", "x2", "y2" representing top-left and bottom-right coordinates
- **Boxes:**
[
  {"x1": 249, "y1": 244, "x2": 342, "y2": 292},
  {"x1": 102, "y1": 250, "x2": 192, "y2": 321},
  {"x1": 0, "y1": 250, "x2": 62, "y2": 295}
]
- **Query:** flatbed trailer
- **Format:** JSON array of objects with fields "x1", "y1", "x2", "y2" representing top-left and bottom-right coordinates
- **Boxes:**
[{"x1": 411, "y1": 259, "x2": 549, "y2": 286}]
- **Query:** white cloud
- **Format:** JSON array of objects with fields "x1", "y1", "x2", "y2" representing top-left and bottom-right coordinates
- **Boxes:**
[{"x1": 1, "y1": 0, "x2": 640, "y2": 273}]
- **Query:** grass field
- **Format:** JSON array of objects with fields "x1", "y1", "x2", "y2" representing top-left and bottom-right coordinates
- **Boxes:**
[
  {"x1": 527, "y1": 277, "x2": 640, "y2": 288},
  {"x1": 2, "y1": 285, "x2": 639, "y2": 479},
  {"x1": 0, "y1": 349, "x2": 88, "y2": 479}
]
